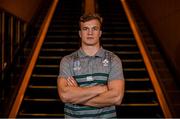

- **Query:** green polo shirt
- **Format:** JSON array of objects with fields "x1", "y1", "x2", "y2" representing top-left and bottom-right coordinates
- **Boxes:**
[{"x1": 59, "y1": 47, "x2": 124, "y2": 118}]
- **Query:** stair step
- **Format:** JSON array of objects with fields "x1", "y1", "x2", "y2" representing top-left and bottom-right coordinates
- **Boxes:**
[
  {"x1": 23, "y1": 97, "x2": 157, "y2": 106},
  {"x1": 27, "y1": 85, "x2": 154, "y2": 93},
  {"x1": 18, "y1": 112, "x2": 64, "y2": 118},
  {"x1": 18, "y1": 0, "x2": 164, "y2": 117},
  {"x1": 39, "y1": 56, "x2": 62, "y2": 59},
  {"x1": 32, "y1": 74, "x2": 57, "y2": 78},
  {"x1": 121, "y1": 103, "x2": 158, "y2": 107},
  {"x1": 43, "y1": 41, "x2": 137, "y2": 47}
]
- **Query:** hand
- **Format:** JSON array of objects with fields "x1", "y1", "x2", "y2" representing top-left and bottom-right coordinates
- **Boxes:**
[
  {"x1": 66, "y1": 76, "x2": 78, "y2": 87},
  {"x1": 98, "y1": 85, "x2": 108, "y2": 94}
]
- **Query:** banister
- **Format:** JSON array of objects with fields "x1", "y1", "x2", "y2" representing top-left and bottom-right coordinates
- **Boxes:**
[
  {"x1": 8, "y1": 0, "x2": 59, "y2": 117},
  {"x1": 121, "y1": 0, "x2": 172, "y2": 118}
]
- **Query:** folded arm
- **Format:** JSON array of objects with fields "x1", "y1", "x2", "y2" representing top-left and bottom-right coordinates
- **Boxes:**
[
  {"x1": 57, "y1": 76, "x2": 107, "y2": 104},
  {"x1": 83, "y1": 79, "x2": 125, "y2": 107},
  {"x1": 57, "y1": 76, "x2": 124, "y2": 108}
]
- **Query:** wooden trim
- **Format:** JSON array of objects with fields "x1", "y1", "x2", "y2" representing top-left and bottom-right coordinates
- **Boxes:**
[
  {"x1": 22, "y1": 23, "x2": 27, "y2": 39},
  {"x1": 17, "y1": 20, "x2": 20, "y2": 47},
  {"x1": 121, "y1": 0, "x2": 172, "y2": 118},
  {"x1": 84, "y1": 0, "x2": 95, "y2": 14},
  {"x1": 2, "y1": 12, "x2": 5, "y2": 70},
  {"x1": 10, "y1": 16, "x2": 13, "y2": 63},
  {"x1": 8, "y1": 0, "x2": 59, "y2": 117}
]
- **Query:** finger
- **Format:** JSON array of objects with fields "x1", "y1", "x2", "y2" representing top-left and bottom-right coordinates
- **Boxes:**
[
  {"x1": 69, "y1": 76, "x2": 78, "y2": 86},
  {"x1": 68, "y1": 77, "x2": 77, "y2": 86},
  {"x1": 66, "y1": 77, "x2": 74, "y2": 86}
]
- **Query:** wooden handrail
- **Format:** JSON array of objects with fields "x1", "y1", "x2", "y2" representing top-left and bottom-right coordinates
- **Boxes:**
[
  {"x1": 8, "y1": 0, "x2": 59, "y2": 117},
  {"x1": 121, "y1": 0, "x2": 172, "y2": 118}
]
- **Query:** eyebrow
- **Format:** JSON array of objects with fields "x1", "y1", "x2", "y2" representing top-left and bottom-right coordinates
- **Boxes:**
[{"x1": 82, "y1": 26, "x2": 99, "y2": 29}]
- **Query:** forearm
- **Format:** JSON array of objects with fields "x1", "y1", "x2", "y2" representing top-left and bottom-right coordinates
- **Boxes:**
[
  {"x1": 58, "y1": 77, "x2": 124, "y2": 107},
  {"x1": 83, "y1": 89, "x2": 124, "y2": 107},
  {"x1": 60, "y1": 85, "x2": 107, "y2": 104}
]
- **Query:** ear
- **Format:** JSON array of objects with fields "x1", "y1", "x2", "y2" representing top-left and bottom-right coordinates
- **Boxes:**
[
  {"x1": 79, "y1": 30, "x2": 82, "y2": 38},
  {"x1": 99, "y1": 30, "x2": 102, "y2": 37}
]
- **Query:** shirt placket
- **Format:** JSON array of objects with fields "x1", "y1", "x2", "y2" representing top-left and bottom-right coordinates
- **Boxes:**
[{"x1": 87, "y1": 57, "x2": 94, "y2": 81}]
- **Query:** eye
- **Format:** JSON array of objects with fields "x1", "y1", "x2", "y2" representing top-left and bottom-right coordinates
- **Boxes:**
[
  {"x1": 92, "y1": 26, "x2": 99, "y2": 31},
  {"x1": 82, "y1": 27, "x2": 88, "y2": 31}
]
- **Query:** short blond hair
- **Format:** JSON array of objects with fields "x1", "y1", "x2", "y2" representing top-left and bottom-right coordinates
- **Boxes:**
[{"x1": 79, "y1": 13, "x2": 103, "y2": 28}]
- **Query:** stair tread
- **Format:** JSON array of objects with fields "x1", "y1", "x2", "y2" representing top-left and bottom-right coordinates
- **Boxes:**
[
  {"x1": 23, "y1": 98, "x2": 158, "y2": 106},
  {"x1": 41, "y1": 48, "x2": 140, "y2": 54},
  {"x1": 44, "y1": 41, "x2": 137, "y2": 47},
  {"x1": 18, "y1": 0, "x2": 164, "y2": 117},
  {"x1": 27, "y1": 85, "x2": 153, "y2": 93},
  {"x1": 19, "y1": 113, "x2": 64, "y2": 116}
]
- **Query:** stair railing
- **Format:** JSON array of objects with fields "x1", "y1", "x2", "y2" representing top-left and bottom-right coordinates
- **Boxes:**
[
  {"x1": 0, "y1": 10, "x2": 28, "y2": 117},
  {"x1": 121, "y1": 0, "x2": 172, "y2": 118},
  {"x1": 8, "y1": 0, "x2": 59, "y2": 117}
]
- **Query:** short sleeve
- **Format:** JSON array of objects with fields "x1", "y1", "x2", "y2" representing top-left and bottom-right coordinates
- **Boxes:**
[
  {"x1": 108, "y1": 54, "x2": 124, "y2": 81},
  {"x1": 58, "y1": 56, "x2": 72, "y2": 79}
]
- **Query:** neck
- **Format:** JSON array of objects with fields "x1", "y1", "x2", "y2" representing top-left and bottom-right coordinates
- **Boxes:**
[{"x1": 81, "y1": 45, "x2": 100, "y2": 56}]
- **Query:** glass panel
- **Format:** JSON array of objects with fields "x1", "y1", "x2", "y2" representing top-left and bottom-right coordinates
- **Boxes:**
[
  {"x1": 4, "y1": 14, "x2": 11, "y2": 68},
  {"x1": 13, "y1": 17, "x2": 19, "y2": 55},
  {"x1": 0, "y1": 11, "x2": 3, "y2": 116},
  {"x1": 0, "y1": 12, "x2": 2, "y2": 72},
  {"x1": 0, "y1": 0, "x2": 53, "y2": 116}
]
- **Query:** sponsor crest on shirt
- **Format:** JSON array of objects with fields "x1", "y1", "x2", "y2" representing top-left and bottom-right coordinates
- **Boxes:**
[{"x1": 86, "y1": 76, "x2": 93, "y2": 81}]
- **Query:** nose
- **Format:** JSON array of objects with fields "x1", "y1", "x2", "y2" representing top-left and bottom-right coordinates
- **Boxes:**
[{"x1": 88, "y1": 29, "x2": 93, "y2": 35}]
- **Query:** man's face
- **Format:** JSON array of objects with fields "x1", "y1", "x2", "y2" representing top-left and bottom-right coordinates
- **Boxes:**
[{"x1": 79, "y1": 19, "x2": 102, "y2": 46}]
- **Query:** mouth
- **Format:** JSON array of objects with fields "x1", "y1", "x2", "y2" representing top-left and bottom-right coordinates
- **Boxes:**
[{"x1": 87, "y1": 37, "x2": 94, "y2": 40}]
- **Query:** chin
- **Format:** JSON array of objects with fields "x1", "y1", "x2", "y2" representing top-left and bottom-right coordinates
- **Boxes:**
[
  {"x1": 82, "y1": 41, "x2": 99, "y2": 46},
  {"x1": 85, "y1": 43, "x2": 96, "y2": 46}
]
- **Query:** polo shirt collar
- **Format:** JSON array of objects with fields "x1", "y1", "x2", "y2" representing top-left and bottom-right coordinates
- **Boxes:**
[{"x1": 78, "y1": 47, "x2": 105, "y2": 58}]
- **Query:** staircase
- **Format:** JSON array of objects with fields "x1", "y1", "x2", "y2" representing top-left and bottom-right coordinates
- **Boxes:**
[
  {"x1": 17, "y1": 0, "x2": 81, "y2": 117},
  {"x1": 17, "y1": 0, "x2": 164, "y2": 118},
  {"x1": 98, "y1": 0, "x2": 164, "y2": 118}
]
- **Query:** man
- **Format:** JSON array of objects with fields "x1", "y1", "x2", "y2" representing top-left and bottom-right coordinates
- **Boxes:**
[{"x1": 57, "y1": 13, "x2": 125, "y2": 118}]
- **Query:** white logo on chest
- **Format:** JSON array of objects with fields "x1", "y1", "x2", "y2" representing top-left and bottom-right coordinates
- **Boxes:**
[
  {"x1": 102, "y1": 59, "x2": 109, "y2": 66},
  {"x1": 73, "y1": 60, "x2": 81, "y2": 71}
]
